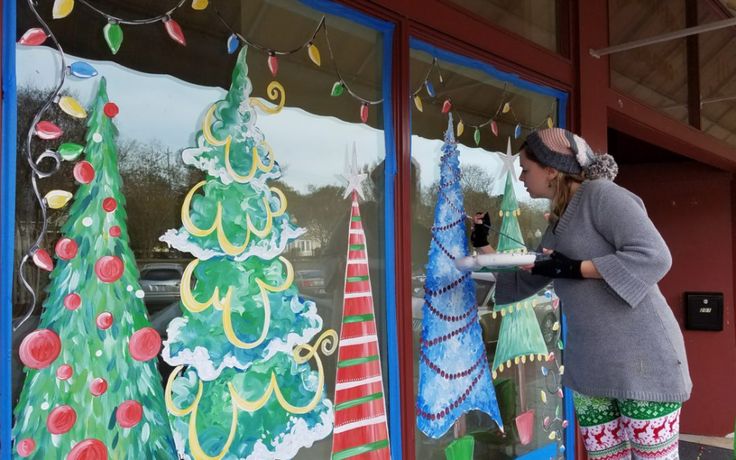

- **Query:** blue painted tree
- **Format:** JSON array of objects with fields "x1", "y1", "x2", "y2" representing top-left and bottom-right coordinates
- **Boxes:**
[{"x1": 416, "y1": 115, "x2": 503, "y2": 438}]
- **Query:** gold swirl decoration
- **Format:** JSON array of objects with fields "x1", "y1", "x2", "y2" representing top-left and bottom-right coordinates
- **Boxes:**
[
  {"x1": 180, "y1": 257, "x2": 294, "y2": 349},
  {"x1": 165, "y1": 329, "x2": 337, "y2": 460},
  {"x1": 181, "y1": 180, "x2": 288, "y2": 256},
  {"x1": 229, "y1": 329, "x2": 338, "y2": 414},
  {"x1": 249, "y1": 81, "x2": 286, "y2": 115}
]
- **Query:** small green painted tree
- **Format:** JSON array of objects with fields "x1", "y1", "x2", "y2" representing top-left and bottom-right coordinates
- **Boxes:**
[{"x1": 12, "y1": 78, "x2": 176, "y2": 459}]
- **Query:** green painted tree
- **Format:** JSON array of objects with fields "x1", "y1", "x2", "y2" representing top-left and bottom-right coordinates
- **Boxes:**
[
  {"x1": 490, "y1": 167, "x2": 548, "y2": 379},
  {"x1": 12, "y1": 78, "x2": 176, "y2": 459},
  {"x1": 161, "y1": 46, "x2": 335, "y2": 459}
]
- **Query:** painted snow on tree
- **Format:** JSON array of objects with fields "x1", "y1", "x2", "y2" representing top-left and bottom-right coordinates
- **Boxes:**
[
  {"x1": 161, "y1": 46, "x2": 336, "y2": 460},
  {"x1": 416, "y1": 115, "x2": 503, "y2": 439},
  {"x1": 12, "y1": 78, "x2": 177, "y2": 459}
]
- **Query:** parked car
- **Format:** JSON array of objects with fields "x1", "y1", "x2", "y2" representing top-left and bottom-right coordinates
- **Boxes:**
[
  {"x1": 295, "y1": 269, "x2": 326, "y2": 297},
  {"x1": 138, "y1": 262, "x2": 184, "y2": 305}
]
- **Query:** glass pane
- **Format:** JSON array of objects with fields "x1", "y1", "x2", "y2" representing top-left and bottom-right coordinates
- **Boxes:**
[
  {"x1": 698, "y1": 1, "x2": 736, "y2": 147},
  {"x1": 446, "y1": 0, "x2": 563, "y2": 53},
  {"x1": 410, "y1": 44, "x2": 567, "y2": 458},
  {"x1": 12, "y1": 1, "x2": 390, "y2": 459},
  {"x1": 609, "y1": 0, "x2": 689, "y2": 123}
]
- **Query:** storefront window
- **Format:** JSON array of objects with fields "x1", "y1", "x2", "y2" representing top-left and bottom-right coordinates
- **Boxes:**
[
  {"x1": 10, "y1": 1, "x2": 393, "y2": 458},
  {"x1": 609, "y1": 0, "x2": 689, "y2": 123},
  {"x1": 410, "y1": 40, "x2": 569, "y2": 459},
  {"x1": 446, "y1": 0, "x2": 565, "y2": 54}
]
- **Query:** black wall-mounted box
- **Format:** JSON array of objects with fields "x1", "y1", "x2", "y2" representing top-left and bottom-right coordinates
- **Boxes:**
[{"x1": 684, "y1": 292, "x2": 723, "y2": 331}]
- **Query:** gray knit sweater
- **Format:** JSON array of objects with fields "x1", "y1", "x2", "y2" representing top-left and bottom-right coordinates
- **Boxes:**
[{"x1": 496, "y1": 179, "x2": 692, "y2": 402}]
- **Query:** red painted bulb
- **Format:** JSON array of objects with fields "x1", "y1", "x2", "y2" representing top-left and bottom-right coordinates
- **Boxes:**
[
  {"x1": 116, "y1": 400, "x2": 143, "y2": 428},
  {"x1": 89, "y1": 377, "x2": 108, "y2": 396},
  {"x1": 63, "y1": 293, "x2": 81, "y2": 311},
  {"x1": 102, "y1": 197, "x2": 117, "y2": 212},
  {"x1": 47, "y1": 405, "x2": 77, "y2": 434},
  {"x1": 67, "y1": 439, "x2": 108, "y2": 460},
  {"x1": 95, "y1": 256, "x2": 124, "y2": 283},
  {"x1": 129, "y1": 327, "x2": 161, "y2": 362},
  {"x1": 19, "y1": 329, "x2": 61, "y2": 369},
  {"x1": 96, "y1": 312, "x2": 113, "y2": 330},
  {"x1": 73, "y1": 161, "x2": 95, "y2": 184},
  {"x1": 16, "y1": 438, "x2": 36, "y2": 457},
  {"x1": 104, "y1": 102, "x2": 119, "y2": 118},
  {"x1": 54, "y1": 237, "x2": 78, "y2": 260},
  {"x1": 109, "y1": 226, "x2": 121, "y2": 237},
  {"x1": 56, "y1": 364, "x2": 73, "y2": 380}
]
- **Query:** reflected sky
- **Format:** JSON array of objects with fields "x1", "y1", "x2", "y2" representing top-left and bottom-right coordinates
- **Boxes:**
[{"x1": 18, "y1": 45, "x2": 543, "y2": 203}]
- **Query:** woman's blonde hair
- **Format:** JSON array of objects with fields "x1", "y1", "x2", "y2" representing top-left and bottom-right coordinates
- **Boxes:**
[{"x1": 522, "y1": 142, "x2": 585, "y2": 221}]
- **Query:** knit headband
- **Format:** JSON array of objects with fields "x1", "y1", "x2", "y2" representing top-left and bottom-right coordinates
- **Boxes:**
[{"x1": 524, "y1": 128, "x2": 618, "y2": 181}]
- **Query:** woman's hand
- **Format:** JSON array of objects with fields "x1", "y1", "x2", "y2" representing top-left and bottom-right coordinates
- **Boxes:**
[
  {"x1": 470, "y1": 212, "x2": 491, "y2": 248},
  {"x1": 528, "y1": 249, "x2": 583, "y2": 279}
]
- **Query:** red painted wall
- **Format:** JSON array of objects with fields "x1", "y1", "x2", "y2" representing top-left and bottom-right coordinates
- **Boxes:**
[{"x1": 616, "y1": 161, "x2": 736, "y2": 436}]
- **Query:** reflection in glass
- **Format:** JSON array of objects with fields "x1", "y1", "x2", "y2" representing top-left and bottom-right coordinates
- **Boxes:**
[
  {"x1": 411, "y1": 45, "x2": 565, "y2": 458},
  {"x1": 12, "y1": 1, "x2": 388, "y2": 458}
]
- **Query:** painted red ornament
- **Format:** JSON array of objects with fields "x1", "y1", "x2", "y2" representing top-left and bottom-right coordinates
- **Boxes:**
[
  {"x1": 441, "y1": 98, "x2": 452, "y2": 114},
  {"x1": 116, "y1": 400, "x2": 143, "y2": 428},
  {"x1": 89, "y1": 377, "x2": 108, "y2": 396},
  {"x1": 32, "y1": 248, "x2": 54, "y2": 272},
  {"x1": 47, "y1": 405, "x2": 77, "y2": 434},
  {"x1": 109, "y1": 226, "x2": 121, "y2": 237},
  {"x1": 73, "y1": 161, "x2": 95, "y2": 184},
  {"x1": 490, "y1": 120, "x2": 499, "y2": 137},
  {"x1": 95, "y1": 256, "x2": 124, "y2": 283},
  {"x1": 55, "y1": 237, "x2": 78, "y2": 260},
  {"x1": 64, "y1": 293, "x2": 82, "y2": 311},
  {"x1": 102, "y1": 197, "x2": 117, "y2": 212},
  {"x1": 96, "y1": 312, "x2": 113, "y2": 330},
  {"x1": 67, "y1": 439, "x2": 108, "y2": 460},
  {"x1": 18, "y1": 28, "x2": 48, "y2": 46},
  {"x1": 103, "y1": 102, "x2": 119, "y2": 118},
  {"x1": 267, "y1": 53, "x2": 278, "y2": 77},
  {"x1": 19, "y1": 329, "x2": 61, "y2": 369},
  {"x1": 56, "y1": 364, "x2": 73, "y2": 380},
  {"x1": 35, "y1": 121, "x2": 63, "y2": 140},
  {"x1": 129, "y1": 327, "x2": 161, "y2": 361},
  {"x1": 360, "y1": 103, "x2": 369, "y2": 123},
  {"x1": 164, "y1": 18, "x2": 187, "y2": 46},
  {"x1": 16, "y1": 438, "x2": 36, "y2": 457}
]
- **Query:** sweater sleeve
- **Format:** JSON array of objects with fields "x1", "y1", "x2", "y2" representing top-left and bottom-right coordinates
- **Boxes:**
[
  {"x1": 590, "y1": 183, "x2": 672, "y2": 308},
  {"x1": 494, "y1": 226, "x2": 554, "y2": 304},
  {"x1": 494, "y1": 270, "x2": 552, "y2": 305}
]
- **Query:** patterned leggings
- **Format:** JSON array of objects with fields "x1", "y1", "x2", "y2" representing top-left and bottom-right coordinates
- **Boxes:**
[{"x1": 573, "y1": 392, "x2": 682, "y2": 460}]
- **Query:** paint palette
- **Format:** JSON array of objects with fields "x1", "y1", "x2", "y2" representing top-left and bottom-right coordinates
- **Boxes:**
[{"x1": 454, "y1": 253, "x2": 536, "y2": 272}]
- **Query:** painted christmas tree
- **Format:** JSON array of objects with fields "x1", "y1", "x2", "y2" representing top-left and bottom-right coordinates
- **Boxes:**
[
  {"x1": 12, "y1": 78, "x2": 177, "y2": 459},
  {"x1": 489, "y1": 140, "x2": 548, "y2": 380},
  {"x1": 416, "y1": 115, "x2": 503, "y2": 438},
  {"x1": 161, "y1": 46, "x2": 336, "y2": 459},
  {"x1": 330, "y1": 147, "x2": 391, "y2": 459}
]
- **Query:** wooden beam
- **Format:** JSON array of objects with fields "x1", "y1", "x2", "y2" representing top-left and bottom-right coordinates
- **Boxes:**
[
  {"x1": 608, "y1": 89, "x2": 736, "y2": 171},
  {"x1": 686, "y1": 0, "x2": 702, "y2": 128}
]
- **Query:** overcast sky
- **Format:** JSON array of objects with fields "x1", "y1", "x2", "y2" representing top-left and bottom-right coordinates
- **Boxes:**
[{"x1": 17, "y1": 46, "x2": 537, "y2": 201}]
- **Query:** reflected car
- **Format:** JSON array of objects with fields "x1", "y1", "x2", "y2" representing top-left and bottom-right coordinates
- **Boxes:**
[
  {"x1": 295, "y1": 269, "x2": 326, "y2": 297},
  {"x1": 139, "y1": 262, "x2": 184, "y2": 305}
]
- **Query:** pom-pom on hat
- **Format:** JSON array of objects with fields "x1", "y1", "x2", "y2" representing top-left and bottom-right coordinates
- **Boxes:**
[{"x1": 524, "y1": 128, "x2": 618, "y2": 180}]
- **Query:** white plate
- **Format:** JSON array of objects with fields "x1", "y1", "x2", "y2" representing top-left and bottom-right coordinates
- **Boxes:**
[{"x1": 455, "y1": 253, "x2": 536, "y2": 271}]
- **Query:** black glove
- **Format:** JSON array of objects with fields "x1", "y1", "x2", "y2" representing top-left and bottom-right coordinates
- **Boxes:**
[
  {"x1": 470, "y1": 212, "x2": 491, "y2": 248},
  {"x1": 531, "y1": 251, "x2": 583, "y2": 279}
]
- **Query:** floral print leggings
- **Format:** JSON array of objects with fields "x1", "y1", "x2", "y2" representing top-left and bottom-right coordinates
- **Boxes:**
[{"x1": 573, "y1": 392, "x2": 682, "y2": 460}]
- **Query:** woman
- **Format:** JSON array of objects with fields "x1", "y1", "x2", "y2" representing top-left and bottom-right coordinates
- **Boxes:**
[{"x1": 471, "y1": 128, "x2": 691, "y2": 460}]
